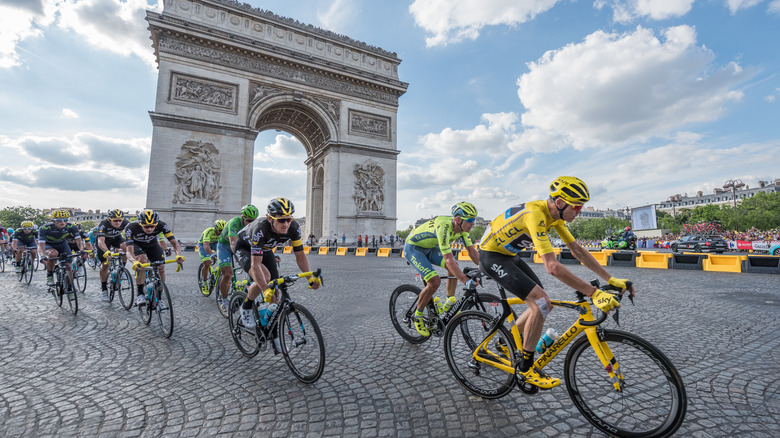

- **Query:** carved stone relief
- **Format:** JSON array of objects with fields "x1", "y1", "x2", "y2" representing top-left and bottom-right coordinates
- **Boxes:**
[
  {"x1": 353, "y1": 161, "x2": 384, "y2": 212},
  {"x1": 249, "y1": 82, "x2": 284, "y2": 106},
  {"x1": 169, "y1": 72, "x2": 237, "y2": 113},
  {"x1": 313, "y1": 96, "x2": 340, "y2": 123},
  {"x1": 349, "y1": 110, "x2": 390, "y2": 139},
  {"x1": 173, "y1": 140, "x2": 222, "y2": 205}
]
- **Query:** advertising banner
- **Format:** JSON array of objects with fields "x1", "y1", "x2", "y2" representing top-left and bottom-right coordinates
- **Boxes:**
[{"x1": 631, "y1": 205, "x2": 657, "y2": 231}]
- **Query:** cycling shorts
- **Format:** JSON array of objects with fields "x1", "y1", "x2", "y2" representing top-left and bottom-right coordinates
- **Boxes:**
[
  {"x1": 97, "y1": 237, "x2": 125, "y2": 263},
  {"x1": 18, "y1": 241, "x2": 37, "y2": 250},
  {"x1": 403, "y1": 242, "x2": 446, "y2": 283},
  {"x1": 198, "y1": 243, "x2": 217, "y2": 262},
  {"x1": 479, "y1": 250, "x2": 543, "y2": 300},
  {"x1": 216, "y1": 241, "x2": 234, "y2": 269},
  {"x1": 131, "y1": 242, "x2": 165, "y2": 264},
  {"x1": 44, "y1": 241, "x2": 72, "y2": 257}
]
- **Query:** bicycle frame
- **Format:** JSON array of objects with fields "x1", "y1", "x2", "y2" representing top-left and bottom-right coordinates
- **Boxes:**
[{"x1": 472, "y1": 295, "x2": 624, "y2": 391}]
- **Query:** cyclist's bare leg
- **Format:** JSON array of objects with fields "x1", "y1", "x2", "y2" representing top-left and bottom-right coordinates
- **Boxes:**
[
  {"x1": 135, "y1": 254, "x2": 150, "y2": 287},
  {"x1": 219, "y1": 265, "x2": 233, "y2": 299},
  {"x1": 245, "y1": 263, "x2": 272, "y2": 302},
  {"x1": 45, "y1": 248, "x2": 60, "y2": 272},
  {"x1": 201, "y1": 259, "x2": 211, "y2": 282},
  {"x1": 445, "y1": 267, "x2": 457, "y2": 299},
  {"x1": 516, "y1": 285, "x2": 551, "y2": 353},
  {"x1": 416, "y1": 275, "x2": 441, "y2": 311},
  {"x1": 159, "y1": 264, "x2": 166, "y2": 282}
]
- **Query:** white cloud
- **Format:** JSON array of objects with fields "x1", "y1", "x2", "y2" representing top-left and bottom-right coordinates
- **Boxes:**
[
  {"x1": 726, "y1": 0, "x2": 764, "y2": 14},
  {"x1": 594, "y1": 0, "x2": 695, "y2": 22},
  {"x1": 61, "y1": 108, "x2": 80, "y2": 119},
  {"x1": 254, "y1": 134, "x2": 307, "y2": 162},
  {"x1": 770, "y1": 0, "x2": 780, "y2": 13},
  {"x1": 0, "y1": 0, "x2": 57, "y2": 68},
  {"x1": 418, "y1": 112, "x2": 518, "y2": 156},
  {"x1": 515, "y1": 25, "x2": 751, "y2": 150},
  {"x1": 4, "y1": 132, "x2": 150, "y2": 169},
  {"x1": 409, "y1": 0, "x2": 561, "y2": 47},
  {"x1": 317, "y1": 0, "x2": 358, "y2": 34}
]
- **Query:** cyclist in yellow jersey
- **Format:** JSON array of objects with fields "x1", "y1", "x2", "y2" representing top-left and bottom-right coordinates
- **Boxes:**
[
  {"x1": 479, "y1": 176, "x2": 635, "y2": 389},
  {"x1": 403, "y1": 202, "x2": 480, "y2": 337}
]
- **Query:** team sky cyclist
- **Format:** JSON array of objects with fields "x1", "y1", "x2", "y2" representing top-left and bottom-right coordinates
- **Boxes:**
[
  {"x1": 66, "y1": 222, "x2": 94, "y2": 262},
  {"x1": 403, "y1": 201, "x2": 480, "y2": 337},
  {"x1": 216, "y1": 205, "x2": 259, "y2": 309},
  {"x1": 11, "y1": 221, "x2": 38, "y2": 272},
  {"x1": 38, "y1": 210, "x2": 84, "y2": 286},
  {"x1": 197, "y1": 218, "x2": 226, "y2": 297},
  {"x1": 478, "y1": 176, "x2": 634, "y2": 389},
  {"x1": 124, "y1": 209, "x2": 184, "y2": 307},
  {"x1": 96, "y1": 209, "x2": 130, "y2": 302},
  {"x1": 237, "y1": 198, "x2": 321, "y2": 335}
]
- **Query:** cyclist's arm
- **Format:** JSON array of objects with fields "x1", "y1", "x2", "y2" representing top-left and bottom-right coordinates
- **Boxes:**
[
  {"x1": 97, "y1": 236, "x2": 108, "y2": 254},
  {"x1": 169, "y1": 238, "x2": 182, "y2": 257},
  {"x1": 229, "y1": 235, "x2": 239, "y2": 252},
  {"x1": 466, "y1": 244, "x2": 480, "y2": 266},
  {"x1": 540, "y1": 252, "x2": 598, "y2": 296},
  {"x1": 293, "y1": 250, "x2": 320, "y2": 289},
  {"x1": 567, "y1": 240, "x2": 612, "y2": 283},
  {"x1": 203, "y1": 241, "x2": 213, "y2": 255},
  {"x1": 442, "y1": 252, "x2": 469, "y2": 285}
]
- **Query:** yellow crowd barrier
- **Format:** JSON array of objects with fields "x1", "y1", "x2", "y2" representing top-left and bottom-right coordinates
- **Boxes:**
[
  {"x1": 703, "y1": 254, "x2": 746, "y2": 273},
  {"x1": 303, "y1": 246, "x2": 311, "y2": 254},
  {"x1": 318, "y1": 247, "x2": 329, "y2": 255},
  {"x1": 533, "y1": 248, "x2": 562, "y2": 264},
  {"x1": 283, "y1": 246, "x2": 293, "y2": 254},
  {"x1": 377, "y1": 248, "x2": 391, "y2": 257},
  {"x1": 635, "y1": 252, "x2": 671, "y2": 269},
  {"x1": 336, "y1": 247, "x2": 347, "y2": 256},
  {"x1": 590, "y1": 251, "x2": 609, "y2": 266},
  {"x1": 457, "y1": 249, "x2": 470, "y2": 261},
  {"x1": 355, "y1": 247, "x2": 368, "y2": 256}
]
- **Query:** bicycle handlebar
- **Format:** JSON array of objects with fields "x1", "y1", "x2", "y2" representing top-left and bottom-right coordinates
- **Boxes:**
[{"x1": 137, "y1": 257, "x2": 185, "y2": 272}]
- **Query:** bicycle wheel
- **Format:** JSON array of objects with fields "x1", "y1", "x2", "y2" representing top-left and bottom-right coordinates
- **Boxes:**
[
  {"x1": 0, "y1": 253, "x2": 5, "y2": 272},
  {"x1": 34, "y1": 254, "x2": 40, "y2": 271},
  {"x1": 389, "y1": 284, "x2": 433, "y2": 344},
  {"x1": 197, "y1": 262, "x2": 212, "y2": 296},
  {"x1": 117, "y1": 268, "x2": 134, "y2": 310},
  {"x1": 228, "y1": 292, "x2": 260, "y2": 357},
  {"x1": 24, "y1": 256, "x2": 34, "y2": 285},
  {"x1": 443, "y1": 310, "x2": 516, "y2": 399},
  {"x1": 217, "y1": 277, "x2": 235, "y2": 318},
  {"x1": 462, "y1": 293, "x2": 503, "y2": 318},
  {"x1": 278, "y1": 303, "x2": 325, "y2": 384},
  {"x1": 564, "y1": 329, "x2": 687, "y2": 438},
  {"x1": 17, "y1": 255, "x2": 25, "y2": 282},
  {"x1": 140, "y1": 285, "x2": 152, "y2": 325},
  {"x1": 73, "y1": 260, "x2": 87, "y2": 293},
  {"x1": 64, "y1": 271, "x2": 78, "y2": 315},
  {"x1": 155, "y1": 282, "x2": 174, "y2": 338}
]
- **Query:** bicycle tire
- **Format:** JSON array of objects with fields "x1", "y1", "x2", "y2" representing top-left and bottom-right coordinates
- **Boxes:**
[
  {"x1": 64, "y1": 270, "x2": 78, "y2": 315},
  {"x1": 461, "y1": 292, "x2": 503, "y2": 318},
  {"x1": 155, "y1": 282, "x2": 174, "y2": 338},
  {"x1": 24, "y1": 255, "x2": 34, "y2": 285},
  {"x1": 117, "y1": 268, "x2": 134, "y2": 310},
  {"x1": 16, "y1": 255, "x2": 25, "y2": 282},
  {"x1": 33, "y1": 254, "x2": 40, "y2": 271},
  {"x1": 443, "y1": 310, "x2": 516, "y2": 399},
  {"x1": 278, "y1": 303, "x2": 325, "y2": 383},
  {"x1": 228, "y1": 292, "x2": 260, "y2": 357},
  {"x1": 388, "y1": 284, "x2": 434, "y2": 344},
  {"x1": 197, "y1": 262, "x2": 213, "y2": 297},
  {"x1": 0, "y1": 253, "x2": 4, "y2": 272},
  {"x1": 53, "y1": 273, "x2": 64, "y2": 308},
  {"x1": 73, "y1": 260, "x2": 87, "y2": 293},
  {"x1": 564, "y1": 329, "x2": 687, "y2": 438}
]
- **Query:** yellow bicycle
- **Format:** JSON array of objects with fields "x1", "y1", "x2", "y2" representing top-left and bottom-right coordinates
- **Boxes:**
[{"x1": 443, "y1": 280, "x2": 687, "y2": 438}]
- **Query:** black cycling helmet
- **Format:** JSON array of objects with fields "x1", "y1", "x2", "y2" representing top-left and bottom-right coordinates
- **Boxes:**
[
  {"x1": 139, "y1": 209, "x2": 158, "y2": 226},
  {"x1": 268, "y1": 197, "x2": 295, "y2": 217},
  {"x1": 108, "y1": 209, "x2": 123, "y2": 220}
]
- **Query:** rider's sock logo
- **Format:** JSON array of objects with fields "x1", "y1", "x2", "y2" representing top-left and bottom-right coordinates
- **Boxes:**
[{"x1": 491, "y1": 263, "x2": 507, "y2": 278}]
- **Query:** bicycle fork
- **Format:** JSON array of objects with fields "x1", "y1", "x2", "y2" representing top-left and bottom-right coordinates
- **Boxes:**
[{"x1": 585, "y1": 328, "x2": 625, "y2": 392}]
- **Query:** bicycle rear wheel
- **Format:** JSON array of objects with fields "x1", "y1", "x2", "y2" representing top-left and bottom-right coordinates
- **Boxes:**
[
  {"x1": 64, "y1": 271, "x2": 78, "y2": 315},
  {"x1": 117, "y1": 268, "x2": 134, "y2": 310},
  {"x1": 155, "y1": 282, "x2": 174, "y2": 338},
  {"x1": 278, "y1": 303, "x2": 325, "y2": 383},
  {"x1": 443, "y1": 310, "x2": 516, "y2": 399},
  {"x1": 16, "y1": 255, "x2": 25, "y2": 282},
  {"x1": 228, "y1": 292, "x2": 260, "y2": 357},
  {"x1": 197, "y1": 262, "x2": 212, "y2": 296},
  {"x1": 0, "y1": 253, "x2": 5, "y2": 272},
  {"x1": 389, "y1": 284, "x2": 433, "y2": 344},
  {"x1": 73, "y1": 260, "x2": 87, "y2": 293},
  {"x1": 564, "y1": 329, "x2": 687, "y2": 438}
]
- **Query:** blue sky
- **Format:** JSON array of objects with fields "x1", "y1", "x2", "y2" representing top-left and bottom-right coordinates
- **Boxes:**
[{"x1": 1, "y1": 0, "x2": 778, "y2": 228}]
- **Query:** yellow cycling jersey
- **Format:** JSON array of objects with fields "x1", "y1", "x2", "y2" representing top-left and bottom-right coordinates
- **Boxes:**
[{"x1": 479, "y1": 200, "x2": 575, "y2": 256}]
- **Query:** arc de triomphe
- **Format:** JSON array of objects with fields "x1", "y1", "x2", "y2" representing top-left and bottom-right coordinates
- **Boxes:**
[{"x1": 145, "y1": 0, "x2": 408, "y2": 242}]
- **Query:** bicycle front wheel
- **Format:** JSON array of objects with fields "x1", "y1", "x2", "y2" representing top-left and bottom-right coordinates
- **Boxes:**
[
  {"x1": 155, "y1": 282, "x2": 174, "y2": 338},
  {"x1": 24, "y1": 257, "x2": 34, "y2": 285},
  {"x1": 17, "y1": 256, "x2": 25, "y2": 282},
  {"x1": 278, "y1": 303, "x2": 325, "y2": 383},
  {"x1": 197, "y1": 262, "x2": 212, "y2": 296},
  {"x1": 228, "y1": 292, "x2": 260, "y2": 358},
  {"x1": 564, "y1": 329, "x2": 687, "y2": 438},
  {"x1": 389, "y1": 284, "x2": 432, "y2": 344},
  {"x1": 443, "y1": 310, "x2": 516, "y2": 399},
  {"x1": 73, "y1": 261, "x2": 87, "y2": 293},
  {"x1": 117, "y1": 269, "x2": 134, "y2": 310},
  {"x1": 64, "y1": 271, "x2": 78, "y2": 315}
]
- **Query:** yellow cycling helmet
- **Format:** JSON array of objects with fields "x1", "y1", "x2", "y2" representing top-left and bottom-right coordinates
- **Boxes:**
[
  {"x1": 549, "y1": 176, "x2": 590, "y2": 206},
  {"x1": 214, "y1": 219, "x2": 226, "y2": 231},
  {"x1": 21, "y1": 220, "x2": 34, "y2": 229},
  {"x1": 139, "y1": 209, "x2": 158, "y2": 226},
  {"x1": 52, "y1": 209, "x2": 70, "y2": 219}
]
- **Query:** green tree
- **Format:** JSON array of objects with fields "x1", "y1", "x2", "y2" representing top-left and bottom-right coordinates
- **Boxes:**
[
  {"x1": 469, "y1": 225, "x2": 485, "y2": 242},
  {"x1": 656, "y1": 210, "x2": 681, "y2": 234},
  {"x1": 738, "y1": 192, "x2": 780, "y2": 230},
  {"x1": 79, "y1": 220, "x2": 98, "y2": 231},
  {"x1": 568, "y1": 217, "x2": 630, "y2": 240},
  {"x1": 0, "y1": 205, "x2": 48, "y2": 228},
  {"x1": 396, "y1": 225, "x2": 413, "y2": 240}
]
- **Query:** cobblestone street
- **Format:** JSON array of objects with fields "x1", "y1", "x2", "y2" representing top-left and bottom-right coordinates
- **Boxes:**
[{"x1": 0, "y1": 254, "x2": 778, "y2": 437}]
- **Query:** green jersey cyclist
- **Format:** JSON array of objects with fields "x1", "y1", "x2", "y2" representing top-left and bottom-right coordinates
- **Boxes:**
[
  {"x1": 478, "y1": 176, "x2": 634, "y2": 389},
  {"x1": 216, "y1": 205, "x2": 259, "y2": 310},
  {"x1": 403, "y1": 201, "x2": 480, "y2": 337}
]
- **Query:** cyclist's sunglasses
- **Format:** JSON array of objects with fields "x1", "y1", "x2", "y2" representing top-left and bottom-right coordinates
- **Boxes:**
[
  {"x1": 564, "y1": 201, "x2": 584, "y2": 212},
  {"x1": 272, "y1": 216, "x2": 293, "y2": 224},
  {"x1": 110, "y1": 219, "x2": 123, "y2": 223},
  {"x1": 142, "y1": 224, "x2": 157, "y2": 229},
  {"x1": 462, "y1": 217, "x2": 476, "y2": 223},
  {"x1": 53, "y1": 218, "x2": 68, "y2": 222}
]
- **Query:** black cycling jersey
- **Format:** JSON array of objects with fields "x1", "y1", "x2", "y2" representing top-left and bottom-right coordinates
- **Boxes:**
[
  {"x1": 66, "y1": 230, "x2": 90, "y2": 247},
  {"x1": 38, "y1": 222, "x2": 81, "y2": 244},
  {"x1": 236, "y1": 219, "x2": 304, "y2": 254},
  {"x1": 96, "y1": 218, "x2": 129, "y2": 240},
  {"x1": 124, "y1": 221, "x2": 175, "y2": 246},
  {"x1": 12, "y1": 229, "x2": 37, "y2": 246}
]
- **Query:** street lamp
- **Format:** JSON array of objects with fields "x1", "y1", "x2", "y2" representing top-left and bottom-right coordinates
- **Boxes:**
[{"x1": 723, "y1": 179, "x2": 745, "y2": 232}]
